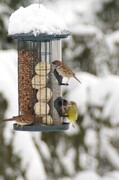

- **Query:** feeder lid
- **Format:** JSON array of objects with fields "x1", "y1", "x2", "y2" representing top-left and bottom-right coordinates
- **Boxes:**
[
  {"x1": 8, "y1": 4, "x2": 71, "y2": 41},
  {"x1": 8, "y1": 30, "x2": 71, "y2": 41}
]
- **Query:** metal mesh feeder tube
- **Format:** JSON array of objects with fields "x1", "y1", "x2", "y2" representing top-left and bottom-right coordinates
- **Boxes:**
[{"x1": 11, "y1": 32, "x2": 70, "y2": 132}]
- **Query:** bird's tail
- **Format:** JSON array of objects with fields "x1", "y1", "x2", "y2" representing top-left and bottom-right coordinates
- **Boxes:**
[
  {"x1": 0, "y1": 118, "x2": 14, "y2": 127},
  {"x1": 0, "y1": 118, "x2": 14, "y2": 123},
  {"x1": 74, "y1": 76, "x2": 81, "y2": 84}
]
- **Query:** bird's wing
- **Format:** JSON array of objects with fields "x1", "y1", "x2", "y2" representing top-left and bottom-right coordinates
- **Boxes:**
[{"x1": 63, "y1": 63, "x2": 75, "y2": 76}]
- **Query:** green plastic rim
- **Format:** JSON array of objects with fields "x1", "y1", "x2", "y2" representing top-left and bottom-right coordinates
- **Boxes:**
[
  {"x1": 13, "y1": 122, "x2": 70, "y2": 132},
  {"x1": 8, "y1": 30, "x2": 71, "y2": 41}
]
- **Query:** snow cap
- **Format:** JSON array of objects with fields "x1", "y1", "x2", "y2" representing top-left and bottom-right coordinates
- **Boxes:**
[{"x1": 8, "y1": 4, "x2": 68, "y2": 36}]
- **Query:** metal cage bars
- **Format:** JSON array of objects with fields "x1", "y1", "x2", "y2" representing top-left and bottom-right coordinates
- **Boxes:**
[{"x1": 17, "y1": 40, "x2": 62, "y2": 126}]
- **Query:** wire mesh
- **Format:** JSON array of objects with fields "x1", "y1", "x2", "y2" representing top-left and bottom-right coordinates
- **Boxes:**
[{"x1": 17, "y1": 40, "x2": 62, "y2": 126}]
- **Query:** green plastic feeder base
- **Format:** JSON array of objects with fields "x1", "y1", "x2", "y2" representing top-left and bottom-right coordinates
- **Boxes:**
[{"x1": 13, "y1": 122, "x2": 70, "y2": 132}]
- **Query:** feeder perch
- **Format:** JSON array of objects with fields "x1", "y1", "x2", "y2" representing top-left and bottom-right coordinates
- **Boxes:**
[{"x1": 8, "y1": 4, "x2": 71, "y2": 132}]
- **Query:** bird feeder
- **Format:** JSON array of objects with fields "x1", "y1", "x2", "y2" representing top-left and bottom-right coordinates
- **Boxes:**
[{"x1": 8, "y1": 4, "x2": 70, "y2": 132}]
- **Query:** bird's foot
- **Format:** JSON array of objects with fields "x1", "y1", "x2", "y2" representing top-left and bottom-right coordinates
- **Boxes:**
[
  {"x1": 59, "y1": 82, "x2": 69, "y2": 86},
  {"x1": 64, "y1": 83, "x2": 69, "y2": 86},
  {"x1": 16, "y1": 123, "x2": 24, "y2": 128},
  {"x1": 62, "y1": 113, "x2": 68, "y2": 117}
]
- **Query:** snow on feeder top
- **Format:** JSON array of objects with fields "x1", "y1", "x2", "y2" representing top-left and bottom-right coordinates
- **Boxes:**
[
  {"x1": 8, "y1": 4, "x2": 71, "y2": 132},
  {"x1": 8, "y1": 4, "x2": 70, "y2": 41}
]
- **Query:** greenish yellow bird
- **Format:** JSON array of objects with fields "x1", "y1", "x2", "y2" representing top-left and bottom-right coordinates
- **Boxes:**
[{"x1": 66, "y1": 101, "x2": 79, "y2": 128}]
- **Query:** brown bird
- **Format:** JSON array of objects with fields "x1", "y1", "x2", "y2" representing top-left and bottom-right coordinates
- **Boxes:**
[
  {"x1": 52, "y1": 60, "x2": 81, "y2": 84},
  {"x1": 0, "y1": 114, "x2": 38, "y2": 127}
]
